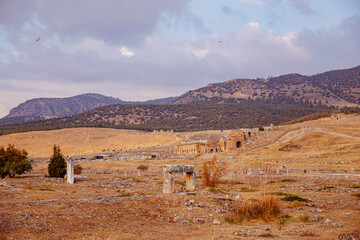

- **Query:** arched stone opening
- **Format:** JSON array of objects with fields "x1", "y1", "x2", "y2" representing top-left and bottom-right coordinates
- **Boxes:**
[{"x1": 236, "y1": 141, "x2": 241, "y2": 148}]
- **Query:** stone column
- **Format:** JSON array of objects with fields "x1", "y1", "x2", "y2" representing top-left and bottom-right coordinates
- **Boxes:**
[
  {"x1": 67, "y1": 158, "x2": 74, "y2": 184},
  {"x1": 186, "y1": 172, "x2": 196, "y2": 191},
  {"x1": 163, "y1": 172, "x2": 174, "y2": 194}
]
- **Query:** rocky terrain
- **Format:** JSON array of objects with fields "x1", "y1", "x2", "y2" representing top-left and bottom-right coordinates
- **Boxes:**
[{"x1": 0, "y1": 114, "x2": 359, "y2": 239}]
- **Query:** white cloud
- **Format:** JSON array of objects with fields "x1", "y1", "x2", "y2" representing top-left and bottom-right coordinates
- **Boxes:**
[
  {"x1": 119, "y1": 46, "x2": 135, "y2": 58},
  {"x1": 246, "y1": 22, "x2": 260, "y2": 30}
]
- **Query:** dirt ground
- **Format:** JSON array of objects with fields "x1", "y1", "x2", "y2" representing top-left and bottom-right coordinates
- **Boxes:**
[{"x1": 1, "y1": 115, "x2": 360, "y2": 239}]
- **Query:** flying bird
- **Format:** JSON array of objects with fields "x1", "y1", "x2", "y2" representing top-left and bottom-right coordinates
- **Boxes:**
[{"x1": 36, "y1": 37, "x2": 41, "y2": 42}]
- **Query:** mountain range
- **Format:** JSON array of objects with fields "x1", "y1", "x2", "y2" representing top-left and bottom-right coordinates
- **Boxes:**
[{"x1": 0, "y1": 65, "x2": 359, "y2": 128}]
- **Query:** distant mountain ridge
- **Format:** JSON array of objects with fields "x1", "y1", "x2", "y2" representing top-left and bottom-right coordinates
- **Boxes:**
[
  {"x1": 174, "y1": 65, "x2": 360, "y2": 106},
  {"x1": 0, "y1": 93, "x2": 124, "y2": 124},
  {"x1": 1, "y1": 65, "x2": 359, "y2": 126},
  {"x1": 0, "y1": 94, "x2": 179, "y2": 124}
]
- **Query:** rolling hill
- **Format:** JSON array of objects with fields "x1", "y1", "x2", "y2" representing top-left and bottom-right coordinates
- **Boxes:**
[{"x1": 174, "y1": 65, "x2": 360, "y2": 106}]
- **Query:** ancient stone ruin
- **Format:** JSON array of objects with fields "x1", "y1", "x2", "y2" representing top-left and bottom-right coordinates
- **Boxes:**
[
  {"x1": 163, "y1": 164, "x2": 196, "y2": 194},
  {"x1": 66, "y1": 157, "x2": 74, "y2": 184}
]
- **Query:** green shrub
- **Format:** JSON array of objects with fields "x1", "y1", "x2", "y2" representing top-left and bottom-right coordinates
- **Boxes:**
[
  {"x1": 280, "y1": 179, "x2": 296, "y2": 182},
  {"x1": 281, "y1": 194, "x2": 309, "y2": 202},
  {"x1": 258, "y1": 126, "x2": 265, "y2": 131},
  {"x1": 272, "y1": 192, "x2": 309, "y2": 202},
  {"x1": 48, "y1": 145, "x2": 66, "y2": 178},
  {"x1": 0, "y1": 144, "x2": 32, "y2": 178}
]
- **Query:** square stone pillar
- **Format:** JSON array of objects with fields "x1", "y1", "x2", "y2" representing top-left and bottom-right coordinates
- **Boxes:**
[
  {"x1": 67, "y1": 159, "x2": 74, "y2": 184},
  {"x1": 163, "y1": 172, "x2": 174, "y2": 194},
  {"x1": 186, "y1": 172, "x2": 196, "y2": 191}
]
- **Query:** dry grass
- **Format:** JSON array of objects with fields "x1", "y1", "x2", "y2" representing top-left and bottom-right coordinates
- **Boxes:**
[
  {"x1": 0, "y1": 128, "x2": 180, "y2": 157},
  {"x1": 225, "y1": 195, "x2": 280, "y2": 223},
  {"x1": 202, "y1": 156, "x2": 226, "y2": 187}
]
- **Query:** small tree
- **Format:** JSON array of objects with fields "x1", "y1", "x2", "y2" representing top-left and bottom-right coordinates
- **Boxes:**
[
  {"x1": 0, "y1": 144, "x2": 32, "y2": 178},
  {"x1": 48, "y1": 145, "x2": 66, "y2": 178}
]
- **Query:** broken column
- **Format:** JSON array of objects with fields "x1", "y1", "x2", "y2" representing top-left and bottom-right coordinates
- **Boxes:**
[
  {"x1": 66, "y1": 157, "x2": 74, "y2": 184},
  {"x1": 163, "y1": 164, "x2": 196, "y2": 194},
  {"x1": 186, "y1": 172, "x2": 196, "y2": 191}
]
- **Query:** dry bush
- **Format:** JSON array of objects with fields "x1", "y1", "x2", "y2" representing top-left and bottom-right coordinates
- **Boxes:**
[
  {"x1": 74, "y1": 164, "x2": 83, "y2": 174},
  {"x1": 201, "y1": 156, "x2": 226, "y2": 187},
  {"x1": 137, "y1": 165, "x2": 149, "y2": 171},
  {"x1": 225, "y1": 195, "x2": 280, "y2": 223}
]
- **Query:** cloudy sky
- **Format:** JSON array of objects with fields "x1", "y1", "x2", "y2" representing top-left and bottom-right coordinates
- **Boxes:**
[{"x1": 0, "y1": 0, "x2": 359, "y2": 117}]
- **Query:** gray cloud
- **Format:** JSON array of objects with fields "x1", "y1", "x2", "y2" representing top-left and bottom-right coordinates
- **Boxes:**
[
  {"x1": 0, "y1": 1, "x2": 359, "y2": 118},
  {"x1": 1, "y1": 0, "x2": 190, "y2": 46},
  {"x1": 289, "y1": 0, "x2": 315, "y2": 16}
]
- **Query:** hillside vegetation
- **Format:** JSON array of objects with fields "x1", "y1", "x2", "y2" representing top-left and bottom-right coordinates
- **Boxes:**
[
  {"x1": 175, "y1": 65, "x2": 360, "y2": 106},
  {"x1": 0, "y1": 98, "x2": 332, "y2": 135}
]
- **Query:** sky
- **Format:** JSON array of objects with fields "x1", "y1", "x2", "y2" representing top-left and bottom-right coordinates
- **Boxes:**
[{"x1": 0, "y1": 0, "x2": 359, "y2": 118}]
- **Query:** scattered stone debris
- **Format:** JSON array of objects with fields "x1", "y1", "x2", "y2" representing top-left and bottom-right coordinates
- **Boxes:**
[
  {"x1": 325, "y1": 218, "x2": 343, "y2": 228},
  {"x1": 279, "y1": 144, "x2": 301, "y2": 151},
  {"x1": 338, "y1": 233, "x2": 360, "y2": 240}
]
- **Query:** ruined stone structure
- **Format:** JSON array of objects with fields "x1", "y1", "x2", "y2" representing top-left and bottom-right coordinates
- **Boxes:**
[
  {"x1": 175, "y1": 129, "x2": 259, "y2": 156},
  {"x1": 163, "y1": 164, "x2": 196, "y2": 194},
  {"x1": 176, "y1": 141, "x2": 219, "y2": 156},
  {"x1": 66, "y1": 157, "x2": 74, "y2": 184}
]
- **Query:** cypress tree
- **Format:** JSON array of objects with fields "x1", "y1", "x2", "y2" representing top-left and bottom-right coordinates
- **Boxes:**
[{"x1": 48, "y1": 145, "x2": 66, "y2": 178}]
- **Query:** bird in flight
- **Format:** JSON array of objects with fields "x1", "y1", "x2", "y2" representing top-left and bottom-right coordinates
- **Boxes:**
[{"x1": 36, "y1": 37, "x2": 41, "y2": 42}]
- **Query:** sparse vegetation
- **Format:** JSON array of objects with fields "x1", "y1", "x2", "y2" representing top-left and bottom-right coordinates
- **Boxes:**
[
  {"x1": 272, "y1": 192, "x2": 309, "y2": 202},
  {"x1": 258, "y1": 233, "x2": 276, "y2": 238},
  {"x1": 240, "y1": 187, "x2": 257, "y2": 192},
  {"x1": 0, "y1": 144, "x2": 32, "y2": 178},
  {"x1": 225, "y1": 196, "x2": 280, "y2": 223},
  {"x1": 299, "y1": 214, "x2": 310, "y2": 222},
  {"x1": 282, "y1": 194, "x2": 309, "y2": 202},
  {"x1": 279, "y1": 214, "x2": 292, "y2": 225},
  {"x1": 117, "y1": 192, "x2": 132, "y2": 197},
  {"x1": 208, "y1": 187, "x2": 227, "y2": 194},
  {"x1": 287, "y1": 200, "x2": 305, "y2": 208},
  {"x1": 220, "y1": 180, "x2": 244, "y2": 185},
  {"x1": 38, "y1": 188, "x2": 55, "y2": 191},
  {"x1": 280, "y1": 179, "x2": 297, "y2": 182},
  {"x1": 319, "y1": 186, "x2": 335, "y2": 191},
  {"x1": 175, "y1": 181, "x2": 186, "y2": 186}
]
